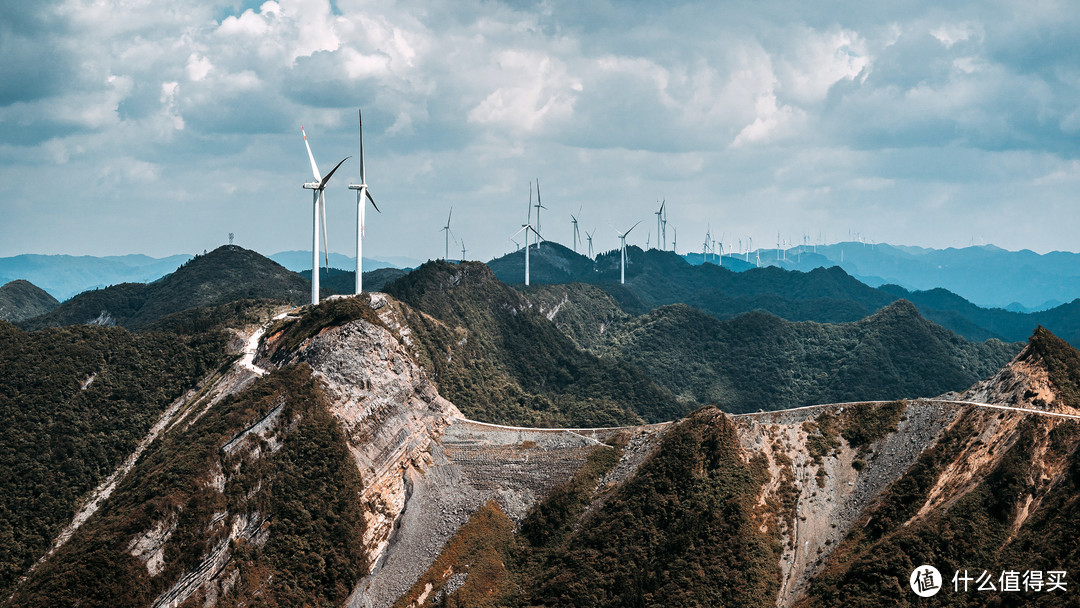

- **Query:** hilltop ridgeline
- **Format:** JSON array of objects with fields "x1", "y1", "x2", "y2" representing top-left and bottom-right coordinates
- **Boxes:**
[
  {"x1": 20, "y1": 246, "x2": 312, "y2": 331},
  {"x1": 0, "y1": 279, "x2": 58, "y2": 322}
]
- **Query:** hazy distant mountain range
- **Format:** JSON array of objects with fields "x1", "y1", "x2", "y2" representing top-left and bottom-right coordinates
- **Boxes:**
[
  {"x1": 267, "y1": 250, "x2": 417, "y2": 274},
  {"x1": 0, "y1": 253, "x2": 193, "y2": 301},
  {"x1": 730, "y1": 242, "x2": 1080, "y2": 311}
]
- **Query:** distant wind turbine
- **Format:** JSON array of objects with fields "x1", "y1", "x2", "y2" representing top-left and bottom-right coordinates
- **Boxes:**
[
  {"x1": 441, "y1": 208, "x2": 453, "y2": 260},
  {"x1": 654, "y1": 200, "x2": 665, "y2": 250},
  {"x1": 534, "y1": 178, "x2": 548, "y2": 239},
  {"x1": 460, "y1": 239, "x2": 467, "y2": 262},
  {"x1": 671, "y1": 226, "x2": 677, "y2": 254},
  {"x1": 617, "y1": 221, "x2": 641, "y2": 284},
  {"x1": 301, "y1": 126, "x2": 349, "y2": 305},
  {"x1": 656, "y1": 203, "x2": 665, "y2": 250},
  {"x1": 586, "y1": 228, "x2": 595, "y2": 259},
  {"x1": 512, "y1": 185, "x2": 542, "y2": 285},
  {"x1": 646, "y1": 231, "x2": 651, "y2": 250},
  {"x1": 347, "y1": 109, "x2": 379, "y2": 295},
  {"x1": 570, "y1": 206, "x2": 581, "y2": 253}
]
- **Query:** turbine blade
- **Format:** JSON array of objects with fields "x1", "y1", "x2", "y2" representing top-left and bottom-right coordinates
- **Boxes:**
[
  {"x1": 366, "y1": 188, "x2": 380, "y2": 212},
  {"x1": 319, "y1": 156, "x2": 351, "y2": 189},
  {"x1": 622, "y1": 220, "x2": 642, "y2": 238},
  {"x1": 302, "y1": 127, "x2": 322, "y2": 182},
  {"x1": 358, "y1": 108, "x2": 366, "y2": 184},
  {"x1": 447, "y1": 207, "x2": 453, "y2": 227}
]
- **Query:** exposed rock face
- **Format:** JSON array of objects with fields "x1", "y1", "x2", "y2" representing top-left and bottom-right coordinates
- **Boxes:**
[
  {"x1": 276, "y1": 300, "x2": 464, "y2": 577},
  {"x1": 731, "y1": 340, "x2": 1080, "y2": 608},
  {"x1": 733, "y1": 401, "x2": 960, "y2": 607}
]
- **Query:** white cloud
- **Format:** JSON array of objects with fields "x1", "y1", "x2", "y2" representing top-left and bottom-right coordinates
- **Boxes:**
[
  {"x1": 468, "y1": 51, "x2": 582, "y2": 132},
  {"x1": 930, "y1": 22, "x2": 983, "y2": 48},
  {"x1": 186, "y1": 54, "x2": 213, "y2": 81},
  {"x1": 2, "y1": 0, "x2": 1079, "y2": 259},
  {"x1": 779, "y1": 28, "x2": 871, "y2": 103}
]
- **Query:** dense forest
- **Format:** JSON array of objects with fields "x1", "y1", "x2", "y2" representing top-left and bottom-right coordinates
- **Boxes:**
[
  {"x1": 527, "y1": 283, "x2": 1018, "y2": 413},
  {"x1": 0, "y1": 321, "x2": 227, "y2": 599},
  {"x1": 8, "y1": 364, "x2": 370, "y2": 608},
  {"x1": 383, "y1": 260, "x2": 682, "y2": 426}
]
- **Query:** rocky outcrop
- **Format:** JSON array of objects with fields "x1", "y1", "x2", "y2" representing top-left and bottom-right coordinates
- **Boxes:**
[{"x1": 733, "y1": 400, "x2": 960, "y2": 607}]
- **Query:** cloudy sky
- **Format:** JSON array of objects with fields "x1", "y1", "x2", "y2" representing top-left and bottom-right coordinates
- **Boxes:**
[{"x1": 2, "y1": 0, "x2": 1078, "y2": 263}]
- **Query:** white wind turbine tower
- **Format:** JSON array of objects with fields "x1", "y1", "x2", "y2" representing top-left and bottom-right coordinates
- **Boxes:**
[
  {"x1": 646, "y1": 231, "x2": 651, "y2": 250},
  {"x1": 441, "y1": 208, "x2": 453, "y2": 260},
  {"x1": 512, "y1": 185, "x2": 542, "y2": 285},
  {"x1": 460, "y1": 240, "x2": 467, "y2": 262},
  {"x1": 654, "y1": 200, "x2": 665, "y2": 250},
  {"x1": 671, "y1": 226, "x2": 677, "y2": 254},
  {"x1": 534, "y1": 179, "x2": 548, "y2": 241},
  {"x1": 347, "y1": 109, "x2": 379, "y2": 295},
  {"x1": 617, "y1": 221, "x2": 641, "y2": 284},
  {"x1": 702, "y1": 228, "x2": 711, "y2": 262},
  {"x1": 656, "y1": 203, "x2": 665, "y2": 250},
  {"x1": 301, "y1": 127, "x2": 349, "y2": 306},
  {"x1": 586, "y1": 228, "x2": 595, "y2": 259},
  {"x1": 570, "y1": 207, "x2": 581, "y2": 253}
]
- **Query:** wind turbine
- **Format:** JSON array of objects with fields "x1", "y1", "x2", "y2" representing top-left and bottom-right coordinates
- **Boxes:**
[
  {"x1": 646, "y1": 231, "x2": 651, "y2": 250},
  {"x1": 534, "y1": 179, "x2": 548, "y2": 240},
  {"x1": 347, "y1": 109, "x2": 379, "y2": 295},
  {"x1": 570, "y1": 206, "x2": 581, "y2": 253},
  {"x1": 586, "y1": 228, "x2": 595, "y2": 259},
  {"x1": 661, "y1": 202, "x2": 668, "y2": 250},
  {"x1": 671, "y1": 226, "x2": 677, "y2": 254},
  {"x1": 460, "y1": 240, "x2": 467, "y2": 262},
  {"x1": 617, "y1": 221, "x2": 641, "y2": 284},
  {"x1": 654, "y1": 200, "x2": 665, "y2": 250},
  {"x1": 441, "y1": 208, "x2": 453, "y2": 260},
  {"x1": 512, "y1": 186, "x2": 542, "y2": 285},
  {"x1": 301, "y1": 127, "x2": 349, "y2": 306}
]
